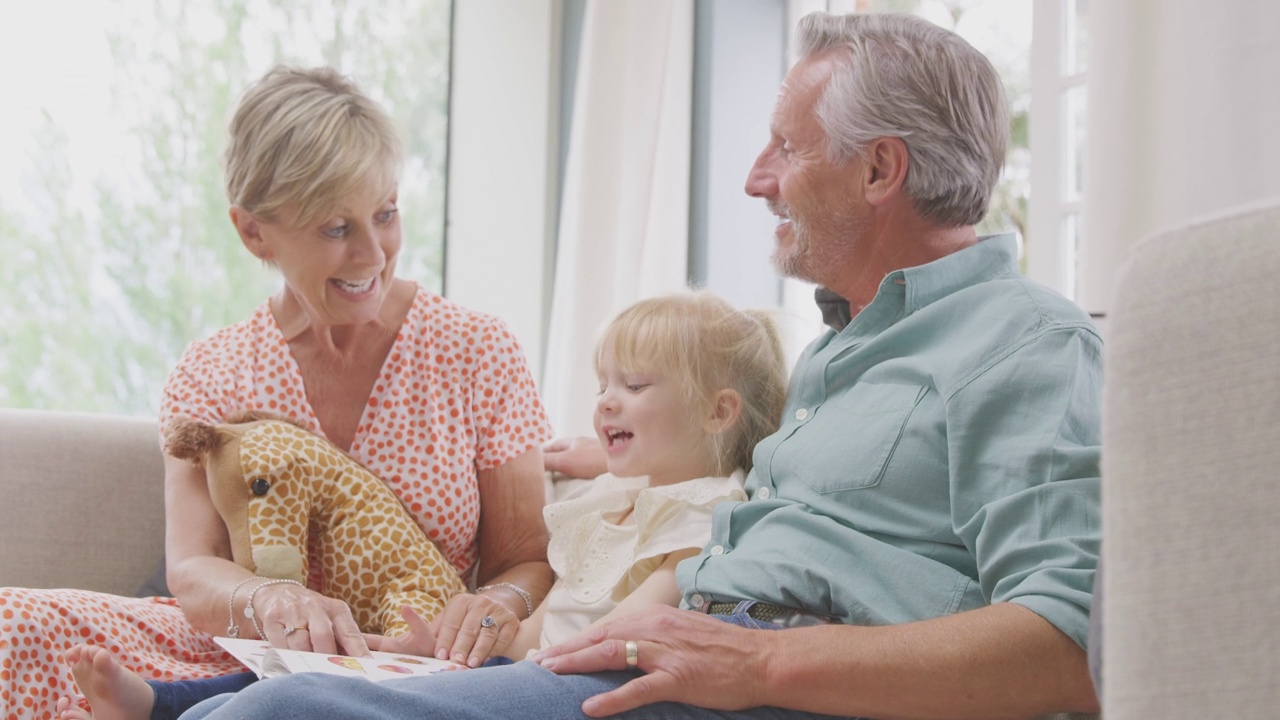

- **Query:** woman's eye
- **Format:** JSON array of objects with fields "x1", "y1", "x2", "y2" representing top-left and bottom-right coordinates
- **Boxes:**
[
  {"x1": 376, "y1": 208, "x2": 399, "y2": 223},
  {"x1": 323, "y1": 224, "x2": 348, "y2": 239}
]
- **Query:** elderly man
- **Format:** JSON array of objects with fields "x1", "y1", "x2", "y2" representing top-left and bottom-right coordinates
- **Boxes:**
[{"x1": 183, "y1": 11, "x2": 1100, "y2": 719}]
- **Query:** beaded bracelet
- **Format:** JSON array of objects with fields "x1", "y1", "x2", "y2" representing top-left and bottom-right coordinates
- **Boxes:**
[
  {"x1": 476, "y1": 581, "x2": 534, "y2": 618},
  {"x1": 226, "y1": 576, "x2": 264, "y2": 638},
  {"x1": 244, "y1": 578, "x2": 305, "y2": 639}
]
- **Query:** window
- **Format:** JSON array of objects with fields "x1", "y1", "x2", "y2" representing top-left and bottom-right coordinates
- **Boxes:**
[{"x1": 0, "y1": 0, "x2": 451, "y2": 415}]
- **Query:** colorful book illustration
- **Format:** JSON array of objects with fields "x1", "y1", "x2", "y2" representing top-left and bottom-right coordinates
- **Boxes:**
[{"x1": 215, "y1": 637, "x2": 465, "y2": 683}]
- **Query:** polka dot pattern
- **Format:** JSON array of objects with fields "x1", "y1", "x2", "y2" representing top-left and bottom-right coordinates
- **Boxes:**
[{"x1": 0, "y1": 289, "x2": 551, "y2": 718}]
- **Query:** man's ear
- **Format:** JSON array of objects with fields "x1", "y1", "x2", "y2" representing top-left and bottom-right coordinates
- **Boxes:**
[
  {"x1": 230, "y1": 206, "x2": 271, "y2": 261},
  {"x1": 862, "y1": 136, "x2": 910, "y2": 207},
  {"x1": 703, "y1": 389, "x2": 744, "y2": 435}
]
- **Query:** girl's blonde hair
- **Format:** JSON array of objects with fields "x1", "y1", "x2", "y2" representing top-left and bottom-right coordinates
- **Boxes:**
[
  {"x1": 223, "y1": 66, "x2": 402, "y2": 226},
  {"x1": 596, "y1": 291, "x2": 788, "y2": 476}
]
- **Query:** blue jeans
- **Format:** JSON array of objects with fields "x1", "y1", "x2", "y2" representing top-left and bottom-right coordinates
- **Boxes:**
[
  {"x1": 178, "y1": 612, "x2": 865, "y2": 720},
  {"x1": 146, "y1": 672, "x2": 257, "y2": 720}
]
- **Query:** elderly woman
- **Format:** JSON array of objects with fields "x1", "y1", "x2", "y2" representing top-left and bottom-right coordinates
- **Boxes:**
[{"x1": 0, "y1": 66, "x2": 553, "y2": 719}]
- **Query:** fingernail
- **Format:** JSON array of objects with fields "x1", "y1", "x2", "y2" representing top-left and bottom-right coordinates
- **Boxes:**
[
  {"x1": 530, "y1": 651, "x2": 545, "y2": 662},
  {"x1": 435, "y1": 649, "x2": 448, "y2": 660},
  {"x1": 452, "y1": 653, "x2": 466, "y2": 664},
  {"x1": 468, "y1": 656, "x2": 480, "y2": 668},
  {"x1": 538, "y1": 657, "x2": 557, "y2": 669}
]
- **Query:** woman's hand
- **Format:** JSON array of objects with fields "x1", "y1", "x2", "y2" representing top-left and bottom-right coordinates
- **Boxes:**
[
  {"x1": 543, "y1": 436, "x2": 607, "y2": 479},
  {"x1": 250, "y1": 581, "x2": 369, "y2": 657},
  {"x1": 430, "y1": 592, "x2": 520, "y2": 667}
]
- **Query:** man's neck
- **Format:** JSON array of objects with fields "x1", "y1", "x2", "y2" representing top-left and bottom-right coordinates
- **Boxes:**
[{"x1": 826, "y1": 221, "x2": 979, "y2": 315}]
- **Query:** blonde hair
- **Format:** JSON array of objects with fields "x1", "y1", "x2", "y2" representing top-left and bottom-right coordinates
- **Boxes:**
[
  {"x1": 596, "y1": 292, "x2": 788, "y2": 476},
  {"x1": 222, "y1": 66, "x2": 403, "y2": 226}
]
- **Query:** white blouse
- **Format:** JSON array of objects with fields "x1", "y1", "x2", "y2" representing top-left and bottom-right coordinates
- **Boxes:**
[{"x1": 538, "y1": 471, "x2": 747, "y2": 649}]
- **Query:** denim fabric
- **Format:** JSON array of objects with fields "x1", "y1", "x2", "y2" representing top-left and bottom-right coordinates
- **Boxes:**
[
  {"x1": 147, "y1": 671, "x2": 256, "y2": 720},
  {"x1": 177, "y1": 633, "x2": 867, "y2": 720}
]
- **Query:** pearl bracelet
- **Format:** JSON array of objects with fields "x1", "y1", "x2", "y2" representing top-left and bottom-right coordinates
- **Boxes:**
[
  {"x1": 476, "y1": 581, "x2": 534, "y2": 618},
  {"x1": 244, "y1": 578, "x2": 304, "y2": 639},
  {"x1": 226, "y1": 576, "x2": 264, "y2": 638}
]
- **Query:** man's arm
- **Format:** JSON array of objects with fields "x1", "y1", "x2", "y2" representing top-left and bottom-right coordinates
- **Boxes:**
[{"x1": 536, "y1": 603, "x2": 1098, "y2": 719}]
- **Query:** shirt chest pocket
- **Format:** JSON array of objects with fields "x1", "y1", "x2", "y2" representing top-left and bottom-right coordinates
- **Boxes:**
[{"x1": 790, "y1": 383, "x2": 928, "y2": 494}]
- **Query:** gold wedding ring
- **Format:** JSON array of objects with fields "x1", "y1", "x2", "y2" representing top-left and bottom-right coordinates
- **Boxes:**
[
  {"x1": 283, "y1": 624, "x2": 308, "y2": 637},
  {"x1": 624, "y1": 639, "x2": 639, "y2": 669}
]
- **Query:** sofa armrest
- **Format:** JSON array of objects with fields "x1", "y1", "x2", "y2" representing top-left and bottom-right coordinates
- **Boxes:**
[{"x1": 0, "y1": 409, "x2": 165, "y2": 597}]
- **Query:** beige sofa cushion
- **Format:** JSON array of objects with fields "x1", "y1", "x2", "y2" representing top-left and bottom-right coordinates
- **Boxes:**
[
  {"x1": 0, "y1": 409, "x2": 165, "y2": 597},
  {"x1": 1102, "y1": 202, "x2": 1280, "y2": 718}
]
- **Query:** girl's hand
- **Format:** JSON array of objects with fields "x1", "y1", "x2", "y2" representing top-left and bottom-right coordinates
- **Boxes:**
[
  {"x1": 364, "y1": 605, "x2": 438, "y2": 658},
  {"x1": 543, "y1": 436, "x2": 607, "y2": 479},
  {"x1": 431, "y1": 592, "x2": 520, "y2": 667},
  {"x1": 251, "y1": 581, "x2": 369, "y2": 657}
]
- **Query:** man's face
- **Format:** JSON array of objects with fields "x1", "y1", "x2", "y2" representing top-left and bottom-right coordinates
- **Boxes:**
[{"x1": 745, "y1": 55, "x2": 867, "y2": 286}]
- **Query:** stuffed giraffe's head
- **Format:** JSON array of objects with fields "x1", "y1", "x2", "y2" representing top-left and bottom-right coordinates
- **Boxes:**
[{"x1": 164, "y1": 413, "x2": 311, "y2": 582}]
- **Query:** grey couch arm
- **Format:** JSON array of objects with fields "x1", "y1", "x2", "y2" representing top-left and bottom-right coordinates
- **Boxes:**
[{"x1": 0, "y1": 409, "x2": 165, "y2": 597}]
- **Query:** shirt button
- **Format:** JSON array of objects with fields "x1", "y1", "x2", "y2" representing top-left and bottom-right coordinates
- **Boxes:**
[
  {"x1": 689, "y1": 593, "x2": 705, "y2": 608},
  {"x1": 795, "y1": 408, "x2": 809, "y2": 421},
  {"x1": 710, "y1": 545, "x2": 724, "y2": 555},
  {"x1": 757, "y1": 487, "x2": 771, "y2": 500}
]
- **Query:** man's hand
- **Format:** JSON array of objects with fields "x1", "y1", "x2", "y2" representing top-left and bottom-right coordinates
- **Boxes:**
[
  {"x1": 533, "y1": 606, "x2": 771, "y2": 717},
  {"x1": 543, "y1": 436, "x2": 607, "y2": 479}
]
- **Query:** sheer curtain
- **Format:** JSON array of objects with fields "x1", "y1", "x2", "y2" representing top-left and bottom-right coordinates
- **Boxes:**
[
  {"x1": 1080, "y1": 0, "x2": 1280, "y2": 314},
  {"x1": 540, "y1": 0, "x2": 695, "y2": 437}
]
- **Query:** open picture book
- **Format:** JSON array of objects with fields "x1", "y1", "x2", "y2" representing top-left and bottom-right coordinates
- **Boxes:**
[{"x1": 215, "y1": 637, "x2": 465, "y2": 683}]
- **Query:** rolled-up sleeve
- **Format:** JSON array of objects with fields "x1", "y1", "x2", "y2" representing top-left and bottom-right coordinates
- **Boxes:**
[{"x1": 947, "y1": 325, "x2": 1103, "y2": 648}]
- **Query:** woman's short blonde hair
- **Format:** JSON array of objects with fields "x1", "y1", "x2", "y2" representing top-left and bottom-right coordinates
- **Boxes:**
[
  {"x1": 223, "y1": 66, "x2": 402, "y2": 226},
  {"x1": 596, "y1": 291, "x2": 788, "y2": 476}
]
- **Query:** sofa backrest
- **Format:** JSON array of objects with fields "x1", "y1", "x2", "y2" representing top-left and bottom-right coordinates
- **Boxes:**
[
  {"x1": 1101, "y1": 200, "x2": 1280, "y2": 717},
  {"x1": 0, "y1": 409, "x2": 165, "y2": 597}
]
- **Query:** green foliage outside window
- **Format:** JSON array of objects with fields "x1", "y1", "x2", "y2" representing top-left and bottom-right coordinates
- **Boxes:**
[{"x1": 0, "y1": 0, "x2": 451, "y2": 415}]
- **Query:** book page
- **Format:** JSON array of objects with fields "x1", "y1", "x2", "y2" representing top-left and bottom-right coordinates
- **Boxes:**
[{"x1": 215, "y1": 637, "x2": 464, "y2": 682}]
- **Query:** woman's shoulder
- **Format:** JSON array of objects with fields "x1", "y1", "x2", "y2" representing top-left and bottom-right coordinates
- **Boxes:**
[
  {"x1": 402, "y1": 288, "x2": 527, "y2": 353},
  {"x1": 175, "y1": 302, "x2": 276, "y2": 371}
]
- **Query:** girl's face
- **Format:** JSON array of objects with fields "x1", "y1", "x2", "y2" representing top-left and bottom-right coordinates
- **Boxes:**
[
  {"x1": 243, "y1": 180, "x2": 402, "y2": 329},
  {"x1": 593, "y1": 348, "x2": 718, "y2": 486}
]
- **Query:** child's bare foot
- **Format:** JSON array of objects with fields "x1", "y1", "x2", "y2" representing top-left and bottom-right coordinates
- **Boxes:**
[
  {"x1": 64, "y1": 645, "x2": 155, "y2": 720},
  {"x1": 55, "y1": 694, "x2": 93, "y2": 719}
]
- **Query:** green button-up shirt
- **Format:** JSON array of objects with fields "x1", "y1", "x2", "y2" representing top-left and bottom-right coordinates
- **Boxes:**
[{"x1": 676, "y1": 234, "x2": 1101, "y2": 647}]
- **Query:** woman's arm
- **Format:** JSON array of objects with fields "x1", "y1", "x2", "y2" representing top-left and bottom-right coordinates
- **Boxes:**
[
  {"x1": 429, "y1": 446, "x2": 555, "y2": 666},
  {"x1": 163, "y1": 452, "x2": 368, "y2": 655}
]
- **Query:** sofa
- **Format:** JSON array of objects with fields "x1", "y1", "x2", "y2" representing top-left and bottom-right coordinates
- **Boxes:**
[
  {"x1": 0, "y1": 409, "x2": 167, "y2": 597},
  {"x1": 1099, "y1": 200, "x2": 1280, "y2": 718}
]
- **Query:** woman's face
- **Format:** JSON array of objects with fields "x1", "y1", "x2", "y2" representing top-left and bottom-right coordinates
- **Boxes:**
[{"x1": 253, "y1": 180, "x2": 402, "y2": 328}]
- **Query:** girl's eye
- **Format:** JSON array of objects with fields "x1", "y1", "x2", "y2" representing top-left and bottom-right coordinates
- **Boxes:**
[{"x1": 626, "y1": 384, "x2": 648, "y2": 392}]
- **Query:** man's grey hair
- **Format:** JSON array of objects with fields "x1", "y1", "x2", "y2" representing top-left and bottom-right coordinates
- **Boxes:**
[{"x1": 796, "y1": 12, "x2": 1009, "y2": 228}]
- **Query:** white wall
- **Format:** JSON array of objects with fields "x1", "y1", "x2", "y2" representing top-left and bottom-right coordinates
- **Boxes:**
[{"x1": 445, "y1": 0, "x2": 561, "y2": 380}]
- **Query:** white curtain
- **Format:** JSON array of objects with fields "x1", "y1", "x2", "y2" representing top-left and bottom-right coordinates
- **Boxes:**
[
  {"x1": 540, "y1": 0, "x2": 695, "y2": 437},
  {"x1": 1080, "y1": 0, "x2": 1280, "y2": 313}
]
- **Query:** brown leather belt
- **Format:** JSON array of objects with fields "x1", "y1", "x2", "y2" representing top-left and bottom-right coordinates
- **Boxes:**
[{"x1": 705, "y1": 601, "x2": 837, "y2": 627}]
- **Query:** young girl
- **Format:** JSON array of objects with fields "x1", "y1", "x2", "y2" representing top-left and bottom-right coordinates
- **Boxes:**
[{"x1": 58, "y1": 290, "x2": 788, "y2": 719}]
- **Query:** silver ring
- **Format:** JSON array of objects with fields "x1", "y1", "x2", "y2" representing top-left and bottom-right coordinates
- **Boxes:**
[
  {"x1": 283, "y1": 624, "x2": 308, "y2": 637},
  {"x1": 624, "y1": 639, "x2": 639, "y2": 669},
  {"x1": 480, "y1": 615, "x2": 497, "y2": 629}
]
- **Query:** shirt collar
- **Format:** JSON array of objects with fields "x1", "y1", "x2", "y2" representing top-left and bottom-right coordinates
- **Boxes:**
[{"x1": 817, "y1": 233, "x2": 1019, "y2": 334}]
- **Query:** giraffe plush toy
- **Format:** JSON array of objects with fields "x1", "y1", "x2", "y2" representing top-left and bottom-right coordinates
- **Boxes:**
[{"x1": 164, "y1": 413, "x2": 466, "y2": 637}]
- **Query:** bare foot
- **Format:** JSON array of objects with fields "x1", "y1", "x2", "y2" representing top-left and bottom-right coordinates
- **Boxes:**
[
  {"x1": 55, "y1": 694, "x2": 93, "y2": 720},
  {"x1": 65, "y1": 645, "x2": 155, "y2": 720}
]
